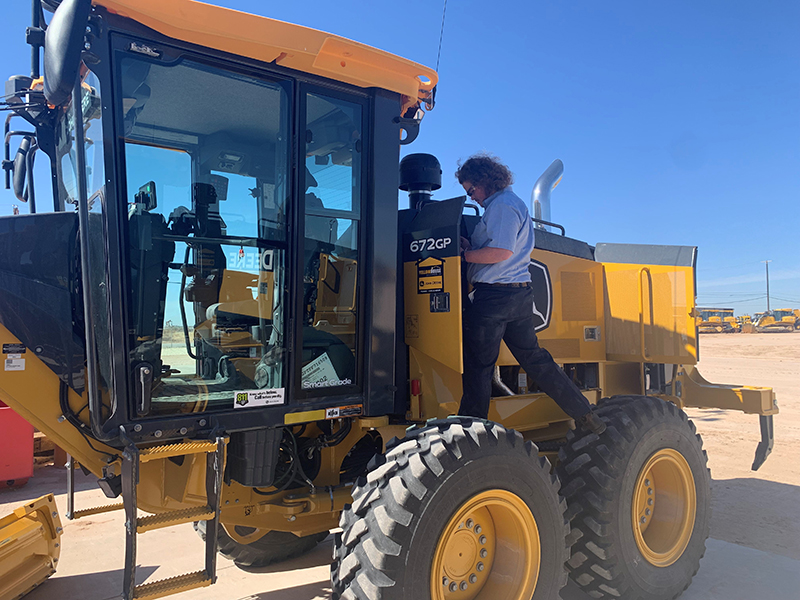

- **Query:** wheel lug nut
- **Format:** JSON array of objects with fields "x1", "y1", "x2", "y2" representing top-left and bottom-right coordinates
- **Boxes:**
[
  {"x1": 645, "y1": 508, "x2": 651, "y2": 516},
  {"x1": 479, "y1": 535, "x2": 487, "y2": 545},
  {"x1": 474, "y1": 525, "x2": 482, "y2": 534},
  {"x1": 641, "y1": 516, "x2": 647, "y2": 524},
  {"x1": 469, "y1": 574, "x2": 478, "y2": 584},
  {"x1": 443, "y1": 577, "x2": 449, "y2": 586},
  {"x1": 648, "y1": 498, "x2": 653, "y2": 505},
  {"x1": 645, "y1": 478, "x2": 651, "y2": 486},
  {"x1": 477, "y1": 562, "x2": 485, "y2": 571},
  {"x1": 647, "y1": 488, "x2": 653, "y2": 495},
  {"x1": 465, "y1": 519, "x2": 474, "y2": 529},
  {"x1": 460, "y1": 581, "x2": 468, "y2": 591},
  {"x1": 449, "y1": 582, "x2": 458, "y2": 592},
  {"x1": 480, "y1": 548, "x2": 487, "y2": 558}
]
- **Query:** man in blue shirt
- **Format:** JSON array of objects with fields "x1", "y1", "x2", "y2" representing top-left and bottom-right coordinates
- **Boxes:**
[{"x1": 457, "y1": 154, "x2": 606, "y2": 435}]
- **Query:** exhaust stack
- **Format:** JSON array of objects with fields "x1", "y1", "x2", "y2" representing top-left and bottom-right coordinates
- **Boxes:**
[{"x1": 531, "y1": 159, "x2": 563, "y2": 230}]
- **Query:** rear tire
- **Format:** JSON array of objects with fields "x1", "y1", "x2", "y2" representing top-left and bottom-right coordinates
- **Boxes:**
[
  {"x1": 194, "y1": 520, "x2": 328, "y2": 568},
  {"x1": 557, "y1": 395, "x2": 711, "y2": 600},
  {"x1": 331, "y1": 417, "x2": 568, "y2": 600}
]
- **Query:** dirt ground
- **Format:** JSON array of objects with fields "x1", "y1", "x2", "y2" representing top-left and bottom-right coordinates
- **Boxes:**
[
  {"x1": 1, "y1": 332, "x2": 798, "y2": 600},
  {"x1": 683, "y1": 333, "x2": 800, "y2": 561}
]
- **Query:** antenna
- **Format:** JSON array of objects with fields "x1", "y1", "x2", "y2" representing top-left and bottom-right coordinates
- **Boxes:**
[{"x1": 436, "y1": 0, "x2": 448, "y2": 73}]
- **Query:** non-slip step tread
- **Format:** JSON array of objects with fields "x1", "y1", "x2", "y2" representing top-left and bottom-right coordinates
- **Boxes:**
[
  {"x1": 72, "y1": 503, "x2": 125, "y2": 519},
  {"x1": 139, "y1": 441, "x2": 218, "y2": 463},
  {"x1": 137, "y1": 506, "x2": 215, "y2": 533},
  {"x1": 133, "y1": 570, "x2": 211, "y2": 600}
]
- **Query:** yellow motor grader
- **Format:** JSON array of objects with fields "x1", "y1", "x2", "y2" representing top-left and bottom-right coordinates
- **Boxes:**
[{"x1": 0, "y1": 1, "x2": 777, "y2": 600}]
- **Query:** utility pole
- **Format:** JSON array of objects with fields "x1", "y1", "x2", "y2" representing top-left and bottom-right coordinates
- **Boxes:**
[{"x1": 763, "y1": 260, "x2": 771, "y2": 311}]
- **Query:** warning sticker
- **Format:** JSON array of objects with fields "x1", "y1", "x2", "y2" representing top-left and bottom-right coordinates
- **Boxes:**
[
  {"x1": 325, "y1": 405, "x2": 363, "y2": 419},
  {"x1": 2, "y1": 344, "x2": 26, "y2": 354},
  {"x1": 417, "y1": 257, "x2": 444, "y2": 294},
  {"x1": 233, "y1": 388, "x2": 285, "y2": 409},
  {"x1": 4, "y1": 358, "x2": 25, "y2": 371}
]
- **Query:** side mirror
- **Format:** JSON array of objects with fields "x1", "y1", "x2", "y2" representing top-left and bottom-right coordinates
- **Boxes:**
[
  {"x1": 12, "y1": 136, "x2": 33, "y2": 202},
  {"x1": 43, "y1": 0, "x2": 92, "y2": 106}
]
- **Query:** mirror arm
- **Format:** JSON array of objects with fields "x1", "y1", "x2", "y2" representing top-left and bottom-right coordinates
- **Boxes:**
[{"x1": 29, "y1": 0, "x2": 43, "y2": 79}]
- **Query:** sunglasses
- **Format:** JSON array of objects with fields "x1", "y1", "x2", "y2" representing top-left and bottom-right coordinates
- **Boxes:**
[{"x1": 466, "y1": 186, "x2": 476, "y2": 197}]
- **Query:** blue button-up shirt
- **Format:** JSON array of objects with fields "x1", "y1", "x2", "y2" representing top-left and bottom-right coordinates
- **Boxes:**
[{"x1": 467, "y1": 187, "x2": 535, "y2": 284}]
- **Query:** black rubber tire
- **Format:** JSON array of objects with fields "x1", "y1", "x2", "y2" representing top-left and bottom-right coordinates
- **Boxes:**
[
  {"x1": 194, "y1": 520, "x2": 328, "y2": 568},
  {"x1": 331, "y1": 417, "x2": 569, "y2": 600},
  {"x1": 557, "y1": 395, "x2": 711, "y2": 600}
]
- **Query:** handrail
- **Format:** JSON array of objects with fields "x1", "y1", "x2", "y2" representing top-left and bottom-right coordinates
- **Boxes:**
[
  {"x1": 638, "y1": 267, "x2": 653, "y2": 395},
  {"x1": 531, "y1": 217, "x2": 566, "y2": 236},
  {"x1": 638, "y1": 267, "x2": 653, "y2": 361},
  {"x1": 73, "y1": 82, "x2": 114, "y2": 442},
  {"x1": 463, "y1": 203, "x2": 480, "y2": 216}
]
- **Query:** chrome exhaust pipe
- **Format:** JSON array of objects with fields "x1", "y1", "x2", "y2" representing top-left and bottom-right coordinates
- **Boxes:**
[{"x1": 531, "y1": 159, "x2": 564, "y2": 230}]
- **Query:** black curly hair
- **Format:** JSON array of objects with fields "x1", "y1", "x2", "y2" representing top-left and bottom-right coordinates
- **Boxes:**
[{"x1": 455, "y1": 153, "x2": 514, "y2": 196}]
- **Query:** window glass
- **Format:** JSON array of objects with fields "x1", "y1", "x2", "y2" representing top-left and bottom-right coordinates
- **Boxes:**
[
  {"x1": 57, "y1": 70, "x2": 112, "y2": 400},
  {"x1": 57, "y1": 72, "x2": 105, "y2": 209},
  {"x1": 118, "y1": 52, "x2": 290, "y2": 415},
  {"x1": 301, "y1": 94, "x2": 362, "y2": 392}
]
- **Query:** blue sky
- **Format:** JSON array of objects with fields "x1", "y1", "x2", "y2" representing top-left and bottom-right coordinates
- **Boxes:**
[{"x1": 1, "y1": 0, "x2": 797, "y2": 315}]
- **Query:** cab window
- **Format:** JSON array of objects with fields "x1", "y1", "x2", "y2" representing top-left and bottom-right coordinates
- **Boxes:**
[
  {"x1": 117, "y1": 51, "x2": 291, "y2": 415},
  {"x1": 300, "y1": 93, "x2": 362, "y2": 393}
]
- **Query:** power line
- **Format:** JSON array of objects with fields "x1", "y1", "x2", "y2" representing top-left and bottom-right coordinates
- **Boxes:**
[
  {"x1": 771, "y1": 296, "x2": 800, "y2": 304},
  {"x1": 698, "y1": 291, "x2": 772, "y2": 296},
  {"x1": 696, "y1": 261, "x2": 766, "y2": 273},
  {"x1": 696, "y1": 295, "x2": 767, "y2": 304}
]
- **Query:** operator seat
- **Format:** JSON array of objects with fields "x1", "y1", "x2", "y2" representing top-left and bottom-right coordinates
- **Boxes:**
[{"x1": 128, "y1": 194, "x2": 176, "y2": 373}]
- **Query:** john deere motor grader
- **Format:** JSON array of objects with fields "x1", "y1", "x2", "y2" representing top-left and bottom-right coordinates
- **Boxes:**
[{"x1": 0, "y1": 1, "x2": 778, "y2": 600}]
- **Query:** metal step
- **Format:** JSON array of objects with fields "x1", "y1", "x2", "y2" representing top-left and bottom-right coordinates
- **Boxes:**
[
  {"x1": 120, "y1": 435, "x2": 225, "y2": 600},
  {"x1": 132, "y1": 570, "x2": 212, "y2": 600},
  {"x1": 137, "y1": 506, "x2": 214, "y2": 534},
  {"x1": 138, "y1": 441, "x2": 219, "y2": 463},
  {"x1": 72, "y1": 502, "x2": 124, "y2": 519}
]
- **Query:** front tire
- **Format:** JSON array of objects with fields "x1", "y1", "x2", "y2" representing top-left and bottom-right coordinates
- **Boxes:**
[
  {"x1": 557, "y1": 395, "x2": 711, "y2": 600},
  {"x1": 332, "y1": 418, "x2": 568, "y2": 600}
]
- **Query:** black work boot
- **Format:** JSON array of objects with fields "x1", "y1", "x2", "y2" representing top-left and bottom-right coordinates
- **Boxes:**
[{"x1": 579, "y1": 410, "x2": 607, "y2": 435}]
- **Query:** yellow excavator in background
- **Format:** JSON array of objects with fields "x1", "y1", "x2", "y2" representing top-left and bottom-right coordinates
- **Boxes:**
[{"x1": 0, "y1": 2, "x2": 778, "y2": 600}]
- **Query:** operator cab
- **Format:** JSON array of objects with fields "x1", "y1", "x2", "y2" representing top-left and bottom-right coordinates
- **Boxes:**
[{"x1": 1, "y1": 0, "x2": 430, "y2": 443}]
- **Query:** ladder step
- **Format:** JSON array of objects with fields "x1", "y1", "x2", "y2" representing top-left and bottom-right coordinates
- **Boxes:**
[
  {"x1": 139, "y1": 441, "x2": 219, "y2": 463},
  {"x1": 137, "y1": 506, "x2": 215, "y2": 533},
  {"x1": 72, "y1": 502, "x2": 125, "y2": 519},
  {"x1": 133, "y1": 570, "x2": 212, "y2": 600}
]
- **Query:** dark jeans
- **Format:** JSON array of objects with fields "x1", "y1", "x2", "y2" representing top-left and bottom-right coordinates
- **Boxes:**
[{"x1": 459, "y1": 285, "x2": 593, "y2": 421}]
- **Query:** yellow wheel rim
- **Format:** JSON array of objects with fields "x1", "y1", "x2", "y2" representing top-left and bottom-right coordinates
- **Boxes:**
[
  {"x1": 431, "y1": 490, "x2": 540, "y2": 600},
  {"x1": 632, "y1": 448, "x2": 696, "y2": 567}
]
